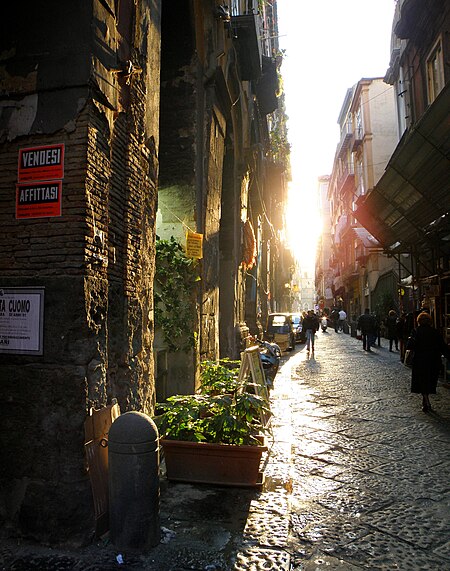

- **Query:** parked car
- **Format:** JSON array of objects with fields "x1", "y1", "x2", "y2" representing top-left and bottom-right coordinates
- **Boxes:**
[
  {"x1": 289, "y1": 313, "x2": 306, "y2": 344},
  {"x1": 265, "y1": 313, "x2": 296, "y2": 352}
]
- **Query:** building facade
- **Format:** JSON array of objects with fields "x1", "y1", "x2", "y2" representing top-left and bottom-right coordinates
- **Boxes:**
[
  {"x1": 355, "y1": 0, "x2": 450, "y2": 339},
  {"x1": 315, "y1": 175, "x2": 333, "y2": 312},
  {"x1": 155, "y1": 0, "x2": 291, "y2": 399},
  {"x1": 327, "y1": 78, "x2": 398, "y2": 322},
  {"x1": 0, "y1": 0, "x2": 291, "y2": 542}
]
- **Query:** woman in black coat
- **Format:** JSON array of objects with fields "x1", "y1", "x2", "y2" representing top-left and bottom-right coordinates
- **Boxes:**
[
  {"x1": 385, "y1": 309, "x2": 398, "y2": 352},
  {"x1": 409, "y1": 311, "x2": 450, "y2": 412}
]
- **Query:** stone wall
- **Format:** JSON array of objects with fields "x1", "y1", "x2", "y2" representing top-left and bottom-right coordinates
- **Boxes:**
[{"x1": 0, "y1": 0, "x2": 160, "y2": 543}]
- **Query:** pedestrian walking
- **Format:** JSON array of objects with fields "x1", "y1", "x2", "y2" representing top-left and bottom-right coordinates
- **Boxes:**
[
  {"x1": 303, "y1": 310, "x2": 319, "y2": 354},
  {"x1": 338, "y1": 308, "x2": 347, "y2": 332},
  {"x1": 384, "y1": 309, "x2": 398, "y2": 352},
  {"x1": 357, "y1": 308, "x2": 377, "y2": 352},
  {"x1": 396, "y1": 312, "x2": 408, "y2": 362},
  {"x1": 373, "y1": 312, "x2": 382, "y2": 346},
  {"x1": 407, "y1": 311, "x2": 450, "y2": 412},
  {"x1": 331, "y1": 307, "x2": 339, "y2": 332}
]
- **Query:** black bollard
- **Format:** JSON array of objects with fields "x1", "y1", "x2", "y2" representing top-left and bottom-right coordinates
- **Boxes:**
[{"x1": 108, "y1": 411, "x2": 160, "y2": 549}]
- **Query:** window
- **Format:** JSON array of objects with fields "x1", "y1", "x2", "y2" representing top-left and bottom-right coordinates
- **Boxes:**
[
  {"x1": 355, "y1": 108, "x2": 363, "y2": 139},
  {"x1": 427, "y1": 38, "x2": 444, "y2": 103},
  {"x1": 356, "y1": 161, "x2": 365, "y2": 197}
]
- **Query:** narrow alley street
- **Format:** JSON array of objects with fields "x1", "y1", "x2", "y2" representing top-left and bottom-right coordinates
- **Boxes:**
[
  {"x1": 269, "y1": 330, "x2": 450, "y2": 570},
  {"x1": 2, "y1": 330, "x2": 450, "y2": 571}
]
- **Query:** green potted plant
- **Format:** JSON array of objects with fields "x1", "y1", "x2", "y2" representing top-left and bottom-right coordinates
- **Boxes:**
[{"x1": 153, "y1": 359, "x2": 271, "y2": 487}]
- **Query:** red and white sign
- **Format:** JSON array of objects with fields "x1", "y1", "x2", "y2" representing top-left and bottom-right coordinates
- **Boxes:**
[
  {"x1": 18, "y1": 144, "x2": 65, "y2": 182},
  {"x1": 16, "y1": 181, "x2": 62, "y2": 219}
]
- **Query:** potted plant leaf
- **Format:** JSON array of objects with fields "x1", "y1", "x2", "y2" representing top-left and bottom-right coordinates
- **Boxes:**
[{"x1": 153, "y1": 359, "x2": 271, "y2": 487}]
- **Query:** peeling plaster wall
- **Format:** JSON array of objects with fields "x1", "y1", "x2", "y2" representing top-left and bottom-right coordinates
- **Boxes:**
[
  {"x1": 201, "y1": 108, "x2": 226, "y2": 361},
  {"x1": 0, "y1": 0, "x2": 161, "y2": 542},
  {"x1": 157, "y1": 0, "x2": 201, "y2": 394}
]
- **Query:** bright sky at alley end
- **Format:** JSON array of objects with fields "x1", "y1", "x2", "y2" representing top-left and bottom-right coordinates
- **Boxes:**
[{"x1": 277, "y1": 0, "x2": 396, "y2": 266}]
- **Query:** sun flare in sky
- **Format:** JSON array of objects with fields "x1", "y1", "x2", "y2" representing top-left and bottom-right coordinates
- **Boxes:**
[
  {"x1": 285, "y1": 182, "x2": 322, "y2": 270},
  {"x1": 277, "y1": 0, "x2": 396, "y2": 269}
]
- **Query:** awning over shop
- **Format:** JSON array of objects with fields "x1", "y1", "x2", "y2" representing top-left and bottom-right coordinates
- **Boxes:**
[{"x1": 354, "y1": 82, "x2": 450, "y2": 253}]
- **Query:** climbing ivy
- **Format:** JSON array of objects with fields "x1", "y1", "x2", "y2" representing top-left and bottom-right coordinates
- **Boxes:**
[{"x1": 154, "y1": 237, "x2": 200, "y2": 352}]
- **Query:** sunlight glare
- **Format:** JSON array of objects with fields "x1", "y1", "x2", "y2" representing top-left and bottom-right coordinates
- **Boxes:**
[{"x1": 286, "y1": 182, "x2": 322, "y2": 269}]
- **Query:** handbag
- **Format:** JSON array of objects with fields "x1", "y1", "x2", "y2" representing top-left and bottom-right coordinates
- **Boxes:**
[
  {"x1": 404, "y1": 331, "x2": 416, "y2": 367},
  {"x1": 404, "y1": 348, "x2": 415, "y2": 368}
]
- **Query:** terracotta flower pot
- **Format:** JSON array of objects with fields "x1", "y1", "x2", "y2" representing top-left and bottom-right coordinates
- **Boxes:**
[{"x1": 160, "y1": 439, "x2": 267, "y2": 487}]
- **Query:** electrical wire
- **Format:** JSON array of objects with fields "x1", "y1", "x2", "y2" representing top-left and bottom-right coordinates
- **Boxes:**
[{"x1": 158, "y1": 200, "x2": 197, "y2": 235}]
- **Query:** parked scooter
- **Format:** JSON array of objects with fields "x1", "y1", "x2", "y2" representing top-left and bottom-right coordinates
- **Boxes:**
[
  {"x1": 247, "y1": 336, "x2": 281, "y2": 390},
  {"x1": 321, "y1": 316, "x2": 328, "y2": 332}
]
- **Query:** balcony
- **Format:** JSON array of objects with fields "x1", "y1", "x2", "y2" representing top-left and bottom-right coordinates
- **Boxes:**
[
  {"x1": 256, "y1": 56, "x2": 279, "y2": 115},
  {"x1": 394, "y1": 0, "x2": 421, "y2": 39},
  {"x1": 337, "y1": 164, "x2": 355, "y2": 196},
  {"x1": 231, "y1": 14, "x2": 262, "y2": 81},
  {"x1": 337, "y1": 120, "x2": 353, "y2": 158},
  {"x1": 352, "y1": 126, "x2": 363, "y2": 151}
]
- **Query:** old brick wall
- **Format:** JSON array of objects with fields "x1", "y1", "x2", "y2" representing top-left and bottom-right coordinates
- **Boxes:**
[
  {"x1": 0, "y1": 0, "x2": 160, "y2": 543},
  {"x1": 0, "y1": 113, "x2": 98, "y2": 541}
]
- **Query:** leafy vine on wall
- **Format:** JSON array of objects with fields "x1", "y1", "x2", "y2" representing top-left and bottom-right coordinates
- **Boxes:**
[{"x1": 154, "y1": 237, "x2": 199, "y2": 352}]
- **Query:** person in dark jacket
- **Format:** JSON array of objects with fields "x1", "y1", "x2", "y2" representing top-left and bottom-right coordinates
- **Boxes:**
[
  {"x1": 408, "y1": 311, "x2": 450, "y2": 412},
  {"x1": 357, "y1": 308, "x2": 377, "y2": 352},
  {"x1": 385, "y1": 309, "x2": 398, "y2": 352},
  {"x1": 396, "y1": 312, "x2": 408, "y2": 362},
  {"x1": 331, "y1": 308, "x2": 339, "y2": 333},
  {"x1": 303, "y1": 310, "x2": 319, "y2": 353}
]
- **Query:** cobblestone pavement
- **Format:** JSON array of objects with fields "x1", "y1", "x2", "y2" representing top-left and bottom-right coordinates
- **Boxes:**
[{"x1": 2, "y1": 331, "x2": 450, "y2": 570}]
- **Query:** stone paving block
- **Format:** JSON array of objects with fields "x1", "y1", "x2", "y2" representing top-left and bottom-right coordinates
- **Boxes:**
[
  {"x1": 291, "y1": 454, "x2": 326, "y2": 476},
  {"x1": 291, "y1": 415, "x2": 356, "y2": 434},
  {"x1": 293, "y1": 437, "x2": 332, "y2": 457},
  {"x1": 290, "y1": 513, "x2": 371, "y2": 553},
  {"x1": 308, "y1": 461, "x2": 349, "y2": 481},
  {"x1": 263, "y1": 464, "x2": 293, "y2": 490},
  {"x1": 264, "y1": 439, "x2": 291, "y2": 463},
  {"x1": 306, "y1": 430, "x2": 371, "y2": 452},
  {"x1": 241, "y1": 514, "x2": 289, "y2": 548},
  {"x1": 290, "y1": 551, "x2": 364, "y2": 570},
  {"x1": 248, "y1": 490, "x2": 290, "y2": 516},
  {"x1": 314, "y1": 448, "x2": 389, "y2": 472},
  {"x1": 366, "y1": 420, "x2": 450, "y2": 445},
  {"x1": 333, "y1": 529, "x2": 448, "y2": 570},
  {"x1": 358, "y1": 441, "x2": 407, "y2": 462},
  {"x1": 369, "y1": 460, "x2": 450, "y2": 499},
  {"x1": 289, "y1": 500, "x2": 333, "y2": 533},
  {"x1": 316, "y1": 486, "x2": 392, "y2": 518},
  {"x1": 434, "y1": 539, "x2": 450, "y2": 559},
  {"x1": 337, "y1": 420, "x2": 390, "y2": 439},
  {"x1": 335, "y1": 471, "x2": 417, "y2": 501},
  {"x1": 234, "y1": 547, "x2": 290, "y2": 570},
  {"x1": 292, "y1": 473, "x2": 343, "y2": 501},
  {"x1": 367, "y1": 496, "x2": 450, "y2": 550},
  {"x1": 398, "y1": 438, "x2": 450, "y2": 467}
]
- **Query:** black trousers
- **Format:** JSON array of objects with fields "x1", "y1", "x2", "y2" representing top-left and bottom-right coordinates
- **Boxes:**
[
  {"x1": 389, "y1": 337, "x2": 398, "y2": 351},
  {"x1": 362, "y1": 333, "x2": 368, "y2": 350}
]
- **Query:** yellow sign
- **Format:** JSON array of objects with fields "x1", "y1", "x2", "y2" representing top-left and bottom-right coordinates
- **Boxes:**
[{"x1": 186, "y1": 231, "x2": 203, "y2": 259}]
